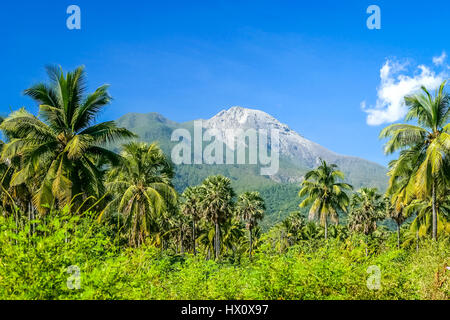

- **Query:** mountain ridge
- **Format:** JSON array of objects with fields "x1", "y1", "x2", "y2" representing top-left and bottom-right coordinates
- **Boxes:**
[
  {"x1": 115, "y1": 107, "x2": 388, "y2": 227},
  {"x1": 116, "y1": 106, "x2": 387, "y2": 189},
  {"x1": 119, "y1": 107, "x2": 385, "y2": 166}
]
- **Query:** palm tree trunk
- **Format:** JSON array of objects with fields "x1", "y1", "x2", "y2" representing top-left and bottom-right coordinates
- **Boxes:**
[
  {"x1": 192, "y1": 220, "x2": 196, "y2": 256},
  {"x1": 31, "y1": 203, "x2": 35, "y2": 235},
  {"x1": 416, "y1": 231, "x2": 419, "y2": 252},
  {"x1": 324, "y1": 217, "x2": 328, "y2": 240},
  {"x1": 396, "y1": 223, "x2": 400, "y2": 249},
  {"x1": 432, "y1": 179, "x2": 437, "y2": 241},
  {"x1": 28, "y1": 202, "x2": 31, "y2": 239},
  {"x1": 365, "y1": 236, "x2": 368, "y2": 257},
  {"x1": 215, "y1": 222, "x2": 220, "y2": 260},
  {"x1": 180, "y1": 231, "x2": 184, "y2": 254},
  {"x1": 249, "y1": 227, "x2": 253, "y2": 259}
]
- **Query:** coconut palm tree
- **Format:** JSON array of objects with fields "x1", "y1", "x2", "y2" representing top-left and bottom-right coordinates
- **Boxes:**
[
  {"x1": 0, "y1": 66, "x2": 135, "y2": 212},
  {"x1": 282, "y1": 212, "x2": 307, "y2": 246},
  {"x1": 105, "y1": 142, "x2": 177, "y2": 247},
  {"x1": 385, "y1": 150, "x2": 416, "y2": 247},
  {"x1": 380, "y1": 81, "x2": 450, "y2": 240},
  {"x1": 236, "y1": 191, "x2": 265, "y2": 258},
  {"x1": 200, "y1": 175, "x2": 235, "y2": 260},
  {"x1": 221, "y1": 218, "x2": 245, "y2": 258},
  {"x1": 181, "y1": 186, "x2": 204, "y2": 255},
  {"x1": 404, "y1": 190, "x2": 450, "y2": 241},
  {"x1": 298, "y1": 160, "x2": 352, "y2": 240},
  {"x1": 348, "y1": 188, "x2": 385, "y2": 236}
]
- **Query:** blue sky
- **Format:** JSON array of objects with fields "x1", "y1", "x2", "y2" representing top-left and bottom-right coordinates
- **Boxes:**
[{"x1": 1, "y1": 0, "x2": 449, "y2": 166}]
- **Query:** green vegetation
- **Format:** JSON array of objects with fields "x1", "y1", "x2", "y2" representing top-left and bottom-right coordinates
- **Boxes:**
[
  {"x1": 0, "y1": 212, "x2": 448, "y2": 299},
  {"x1": 381, "y1": 82, "x2": 450, "y2": 240},
  {"x1": 0, "y1": 66, "x2": 448, "y2": 300},
  {"x1": 0, "y1": 66, "x2": 136, "y2": 213},
  {"x1": 299, "y1": 160, "x2": 352, "y2": 239},
  {"x1": 236, "y1": 191, "x2": 265, "y2": 258}
]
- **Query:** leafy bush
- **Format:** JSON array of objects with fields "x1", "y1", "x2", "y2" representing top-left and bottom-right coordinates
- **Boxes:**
[{"x1": 1, "y1": 214, "x2": 448, "y2": 300}]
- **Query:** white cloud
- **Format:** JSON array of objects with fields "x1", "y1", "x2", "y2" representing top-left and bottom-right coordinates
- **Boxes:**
[
  {"x1": 363, "y1": 59, "x2": 446, "y2": 126},
  {"x1": 433, "y1": 51, "x2": 447, "y2": 66}
]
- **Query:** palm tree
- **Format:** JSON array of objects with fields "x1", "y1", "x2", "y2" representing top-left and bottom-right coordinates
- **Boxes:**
[
  {"x1": 380, "y1": 81, "x2": 450, "y2": 240},
  {"x1": 105, "y1": 142, "x2": 177, "y2": 247},
  {"x1": 166, "y1": 210, "x2": 192, "y2": 254},
  {"x1": 348, "y1": 188, "x2": 385, "y2": 236},
  {"x1": 298, "y1": 160, "x2": 352, "y2": 240},
  {"x1": 0, "y1": 66, "x2": 135, "y2": 212},
  {"x1": 385, "y1": 152, "x2": 416, "y2": 247},
  {"x1": 181, "y1": 186, "x2": 204, "y2": 255},
  {"x1": 236, "y1": 191, "x2": 265, "y2": 258},
  {"x1": 404, "y1": 190, "x2": 450, "y2": 242},
  {"x1": 221, "y1": 218, "x2": 245, "y2": 258},
  {"x1": 280, "y1": 211, "x2": 307, "y2": 248},
  {"x1": 385, "y1": 197, "x2": 407, "y2": 249},
  {"x1": 200, "y1": 175, "x2": 235, "y2": 260}
]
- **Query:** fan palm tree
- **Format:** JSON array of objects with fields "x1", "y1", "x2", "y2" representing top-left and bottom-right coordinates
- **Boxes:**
[
  {"x1": 200, "y1": 175, "x2": 235, "y2": 260},
  {"x1": 380, "y1": 81, "x2": 450, "y2": 240},
  {"x1": 298, "y1": 160, "x2": 352, "y2": 240},
  {"x1": 105, "y1": 142, "x2": 177, "y2": 247},
  {"x1": 181, "y1": 186, "x2": 204, "y2": 255},
  {"x1": 0, "y1": 66, "x2": 135, "y2": 212},
  {"x1": 236, "y1": 191, "x2": 265, "y2": 258},
  {"x1": 348, "y1": 188, "x2": 385, "y2": 236}
]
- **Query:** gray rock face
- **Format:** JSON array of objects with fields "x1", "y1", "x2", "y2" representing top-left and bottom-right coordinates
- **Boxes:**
[
  {"x1": 202, "y1": 106, "x2": 345, "y2": 167},
  {"x1": 200, "y1": 106, "x2": 387, "y2": 188}
]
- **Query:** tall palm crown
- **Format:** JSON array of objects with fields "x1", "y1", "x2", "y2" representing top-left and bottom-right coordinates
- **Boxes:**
[
  {"x1": 348, "y1": 188, "x2": 385, "y2": 236},
  {"x1": 0, "y1": 66, "x2": 135, "y2": 212},
  {"x1": 298, "y1": 159, "x2": 352, "y2": 240},
  {"x1": 106, "y1": 142, "x2": 177, "y2": 247},
  {"x1": 200, "y1": 175, "x2": 235, "y2": 259},
  {"x1": 236, "y1": 191, "x2": 265, "y2": 257},
  {"x1": 380, "y1": 81, "x2": 450, "y2": 240}
]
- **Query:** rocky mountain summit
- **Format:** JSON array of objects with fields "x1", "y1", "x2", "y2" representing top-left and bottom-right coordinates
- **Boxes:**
[{"x1": 201, "y1": 106, "x2": 341, "y2": 168}]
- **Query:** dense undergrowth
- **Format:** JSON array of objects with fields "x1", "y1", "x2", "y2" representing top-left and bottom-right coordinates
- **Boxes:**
[{"x1": 0, "y1": 214, "x2": 448, "y2": 300}]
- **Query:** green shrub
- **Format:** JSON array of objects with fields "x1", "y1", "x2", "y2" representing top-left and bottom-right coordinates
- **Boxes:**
[{"x1": 0, "y1": 214, "x2": 448, "y2": 300}]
